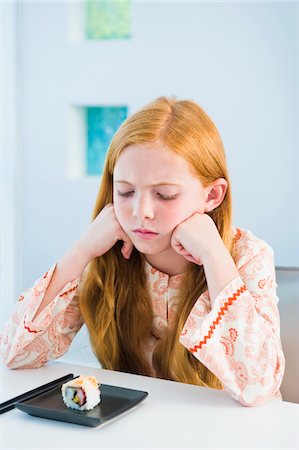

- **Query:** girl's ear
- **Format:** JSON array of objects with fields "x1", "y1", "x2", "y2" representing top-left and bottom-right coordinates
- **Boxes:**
[{"x1": 204, "y1": 178, "x2": 228, "y2": 212}]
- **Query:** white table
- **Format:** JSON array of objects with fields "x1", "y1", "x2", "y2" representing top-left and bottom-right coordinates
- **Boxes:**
[{"x1": 1, "y1": 360, "x2": 298, "y2": 449}]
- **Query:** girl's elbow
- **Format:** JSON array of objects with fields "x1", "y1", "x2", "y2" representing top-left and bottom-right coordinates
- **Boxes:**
[
  {"x1": 1, "y1": 353, "x2": 48, "y2": 370},
  {"x1": 239, "y1": 387, "x2": 282, "y2": 407}
]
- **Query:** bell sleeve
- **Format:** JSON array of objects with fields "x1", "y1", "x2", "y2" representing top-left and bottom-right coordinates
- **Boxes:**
[
  {"x1": 179, "y1": 234, "x2": 285, "y2": 406},
  {"x1": 0, "y1": 263, "x2": 84, "y2": 369}
]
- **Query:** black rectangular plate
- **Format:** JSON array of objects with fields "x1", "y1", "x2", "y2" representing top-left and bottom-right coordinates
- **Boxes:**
[{"x1": 15, "y1": 383, "x2": 148, "y2": 427}]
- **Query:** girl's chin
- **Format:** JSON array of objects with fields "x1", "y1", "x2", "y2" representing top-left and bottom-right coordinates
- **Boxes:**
[{"x1": 132, "y1": 239, "x2": 171, "y2": 255}]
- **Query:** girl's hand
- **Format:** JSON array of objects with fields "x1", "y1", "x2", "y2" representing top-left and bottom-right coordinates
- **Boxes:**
[
  {"x1": 170, "y1": 212, "x2": 224, "y2": 265},
  {"x1": 77, "y1": 203, "x2": 134, "y2": 261}
]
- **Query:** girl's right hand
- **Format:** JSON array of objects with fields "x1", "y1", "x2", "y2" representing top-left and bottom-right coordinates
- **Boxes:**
[{"x1": 77, "y1": 203, "x2": 134, "y2": 261}]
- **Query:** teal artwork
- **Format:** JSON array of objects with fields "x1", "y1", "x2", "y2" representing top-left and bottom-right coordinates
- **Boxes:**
[
  {"x1": 86, "y1": 0, "x2": 131, "y2": 40},
  {"x1": 86, "y1": 106, "x2": 128, "y2": 176}
]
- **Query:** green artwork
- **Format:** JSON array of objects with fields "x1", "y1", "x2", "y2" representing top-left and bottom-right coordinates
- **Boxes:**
[
  {"x1": 86, "y1": 106, "x2": 128, "y2": 175},
  {"x1": 86, "y1": 0, "x2": 131, "y2": 40}
]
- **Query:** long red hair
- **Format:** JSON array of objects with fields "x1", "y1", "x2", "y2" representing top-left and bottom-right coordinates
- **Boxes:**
[{"x1": 79, "y1": 96, "x2": 236, "y2": 388}]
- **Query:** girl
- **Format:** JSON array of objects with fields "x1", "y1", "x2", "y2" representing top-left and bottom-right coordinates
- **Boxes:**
[{"x1": 0, "y1": 96, "x2": 285, "y2": 406}]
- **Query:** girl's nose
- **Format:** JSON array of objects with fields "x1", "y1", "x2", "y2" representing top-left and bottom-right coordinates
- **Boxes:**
[{"x1": 133, "y1": 195, "x2": 155, "y2": 221}]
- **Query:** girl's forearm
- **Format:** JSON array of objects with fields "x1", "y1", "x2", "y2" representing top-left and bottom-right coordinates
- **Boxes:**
[
  {"x1": 202, "y1": 244, "x2": 240, "y2": 308},
  {"x1": 31, "y1": 242, "x2": 92, "y2": 321}
]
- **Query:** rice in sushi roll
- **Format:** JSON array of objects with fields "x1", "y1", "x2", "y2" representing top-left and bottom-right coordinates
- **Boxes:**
[{"x1": 61, "y1": 375, "x2": 101, "y2": 411}]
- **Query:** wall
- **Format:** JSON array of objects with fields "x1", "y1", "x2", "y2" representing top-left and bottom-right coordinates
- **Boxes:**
[{"x1": 5, "y1": 2, "x2": 299, "y2": 314}]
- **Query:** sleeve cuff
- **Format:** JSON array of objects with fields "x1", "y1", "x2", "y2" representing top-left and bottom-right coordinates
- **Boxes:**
[
  {"x1": 24, "y1": 263, "x2": 81, "y2": 327},
  {"x1": 179, "y1": 276, "x2": 247, "y2": 352}
]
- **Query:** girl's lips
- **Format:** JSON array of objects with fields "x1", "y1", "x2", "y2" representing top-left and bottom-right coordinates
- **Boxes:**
[{"x1": 133, "y1": 231, "x2": 159, "y2": 240}]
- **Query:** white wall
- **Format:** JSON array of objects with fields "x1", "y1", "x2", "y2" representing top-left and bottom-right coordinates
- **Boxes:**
[
  {"x1": 0, "y1": 1, "x2": 22, "y2": 327},
  {"x1": 12, "y1": 1, "x2": 299, "y2": 301}
]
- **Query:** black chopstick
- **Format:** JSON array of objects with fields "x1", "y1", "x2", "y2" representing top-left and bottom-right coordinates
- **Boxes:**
[{"x1": 0, "y1": 373, "x2": 75, "y2": 415}]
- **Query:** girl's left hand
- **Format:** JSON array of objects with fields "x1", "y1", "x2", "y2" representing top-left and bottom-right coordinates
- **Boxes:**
[{"x1": 170, "y1": 212, "x2": 223, "y2": 265}]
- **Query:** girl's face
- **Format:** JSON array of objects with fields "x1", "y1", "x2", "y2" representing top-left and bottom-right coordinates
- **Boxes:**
[{"x1": 113, "y1": 142, "x2": 209, "y2": 256}]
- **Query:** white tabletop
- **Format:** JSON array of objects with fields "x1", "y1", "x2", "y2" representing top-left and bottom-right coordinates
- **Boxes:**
[{"x1": 1, "y1": 360, "x2": 298, "y2": 449}]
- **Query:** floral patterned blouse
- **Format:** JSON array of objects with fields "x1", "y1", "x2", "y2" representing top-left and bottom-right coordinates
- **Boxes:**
[{"x1": 0, "y1": 226, "x2": 285, "y2": 406}]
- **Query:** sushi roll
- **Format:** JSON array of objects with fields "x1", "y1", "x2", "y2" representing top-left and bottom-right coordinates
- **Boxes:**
[{"x1": 61, "y1": 375, "x2": 101, "y2": 411}]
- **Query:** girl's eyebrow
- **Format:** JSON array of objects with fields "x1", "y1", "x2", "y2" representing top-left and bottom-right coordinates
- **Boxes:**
[{"x1": 114, "y1": 180, "x2": 182, "y2": 187}]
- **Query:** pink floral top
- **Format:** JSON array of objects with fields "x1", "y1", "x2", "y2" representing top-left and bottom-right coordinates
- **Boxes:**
[{"x1": 0, "y1": 226, "x2": 285, "y2": 406}]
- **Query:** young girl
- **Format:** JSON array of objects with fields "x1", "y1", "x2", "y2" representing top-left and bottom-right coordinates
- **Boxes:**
[{"x1": 0, "y1": 96, "x2": 285, "y2": 407}]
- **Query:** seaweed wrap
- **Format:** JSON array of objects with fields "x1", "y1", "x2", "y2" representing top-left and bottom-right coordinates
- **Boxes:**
[{"x1": 61, "y1": 375, "x2": 101, "y2": 411}]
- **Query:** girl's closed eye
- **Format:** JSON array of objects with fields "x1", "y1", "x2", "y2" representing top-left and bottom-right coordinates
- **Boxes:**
[{"x1": 116, "y1": 190, "x2": 178, "y2": 201}]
